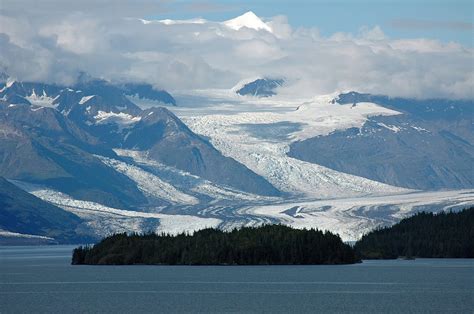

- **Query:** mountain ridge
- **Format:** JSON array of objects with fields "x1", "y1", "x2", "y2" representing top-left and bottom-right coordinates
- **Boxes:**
[{"x1": 288, "y1": 92, "x2": 474, "y2": 190}]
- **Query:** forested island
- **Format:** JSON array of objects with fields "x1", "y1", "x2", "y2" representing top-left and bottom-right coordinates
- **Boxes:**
[
  {"x1": 72, "y1": 225, "x2": 359, "y2": 265},
  {"x1": 355, "y1": 207, "x2": 474, "y2": 259},
  {"x1": 72, "y1": 208, "x2": 473, "y2": 265}
]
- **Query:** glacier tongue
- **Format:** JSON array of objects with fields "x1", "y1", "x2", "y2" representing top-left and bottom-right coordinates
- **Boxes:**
[
  {"x1": 113, "y1": 149, "x2": 278, "y2": 203},
  {"x1": 242, "y1": 190, "x2": 474, "y2": 241},
  {"x1": 11, "y1": 180, "x2": 221, "y2": 238},
  {"x1": 96, "y1": 155, "x2": 199, "y2": 205}
]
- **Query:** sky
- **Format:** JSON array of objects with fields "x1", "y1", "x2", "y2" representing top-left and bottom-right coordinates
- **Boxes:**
[
  {"x1": 158, "y1": 0, "x2": 474, "y2": 46},
  {"x1": 0, "y1": 0, "x2": 472, "y2": 99}
]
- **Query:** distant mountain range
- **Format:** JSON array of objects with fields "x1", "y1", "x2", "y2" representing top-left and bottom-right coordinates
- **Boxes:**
[
  {"x1": 1, "y1": 75, "x2": 473, "y2": 244},
  {"x1": 0, "y1": 75, "x2": 176, "y2": 109},
  {"x1": 150, "y1": 11, "x2": 274, "y2": 34}
]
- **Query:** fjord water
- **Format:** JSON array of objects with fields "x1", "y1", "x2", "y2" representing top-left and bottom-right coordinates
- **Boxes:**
[{"x1": 1, "y1": 246, "x2": 472, "y2": 313}]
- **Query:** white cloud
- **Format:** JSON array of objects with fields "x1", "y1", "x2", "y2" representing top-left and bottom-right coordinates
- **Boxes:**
[
  {"x1": 39, "y1": 15, "x2": 106, "y2": 54},
  {"x1": 234, "y1": 40, "x2": 285, "y2": 60},
  {"x1": 0, "y1": 1, "x2": 472, "y2": 99},
  {"x1": 358, "y1": 25, "x2": 386, "y2": 41}
]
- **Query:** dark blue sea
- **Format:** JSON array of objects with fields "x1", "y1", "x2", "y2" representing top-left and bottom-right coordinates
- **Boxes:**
[{"x1": 1, "y1": 246, "x2": 473, "y2": 313}]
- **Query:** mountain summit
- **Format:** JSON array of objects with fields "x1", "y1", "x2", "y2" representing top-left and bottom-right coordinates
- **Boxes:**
[{"x1": 223, "y1": 11, "x2": 273, "y2": 33}]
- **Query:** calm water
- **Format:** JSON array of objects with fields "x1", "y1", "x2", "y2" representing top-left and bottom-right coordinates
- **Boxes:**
[{"x1": 0, "y1": 246, "x2": 473, "y2": 313}]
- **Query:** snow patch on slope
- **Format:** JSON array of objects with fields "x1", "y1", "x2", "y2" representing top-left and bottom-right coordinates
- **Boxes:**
[
  {"x1": 25, "y1": 90, "x2": 57, "y2": 108},
  {"x1": 79, "y1": 95, "x2": 95, "y2": 105},
  {"x1": 377, "y1": 122, "x2": 403, "y2": 133},
  {"x1": 93, "y1": 111, "x2": 141, "y2": 128}
]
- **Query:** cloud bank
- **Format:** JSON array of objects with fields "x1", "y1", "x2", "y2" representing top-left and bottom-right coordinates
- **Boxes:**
[{"x1": 1, "y1": 1, "x2": 472, "y2": 99}]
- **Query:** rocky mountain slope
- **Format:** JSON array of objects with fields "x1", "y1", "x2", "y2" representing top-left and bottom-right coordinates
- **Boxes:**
[
  {"x1": 235, "y1": 78, "x2": 284, "y2": 97},
  {"x1": 289, "y1": 92, "x2": 474, "y2": 190},
  {"x1": 0, "y1": 177, "x2": 95, "y2": 243}
]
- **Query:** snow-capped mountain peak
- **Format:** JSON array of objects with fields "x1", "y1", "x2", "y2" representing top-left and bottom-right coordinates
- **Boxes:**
[
  {"x1": 223, "y1": 11, "x2": 273, "y2": 33},
  {"x1": 141, "y1": 11, "x2": 273, "y2": 34}
]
